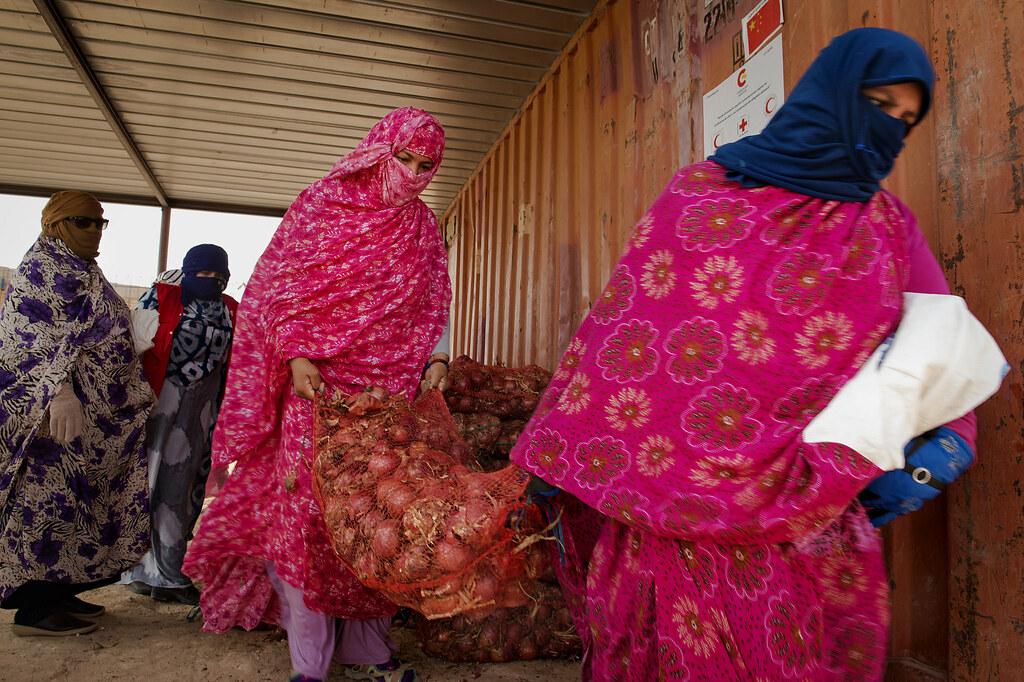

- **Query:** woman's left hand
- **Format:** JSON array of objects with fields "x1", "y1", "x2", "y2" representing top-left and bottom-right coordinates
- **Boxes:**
[{"x1": 421, "y1": 361, "x2": 449, "y2": 393}]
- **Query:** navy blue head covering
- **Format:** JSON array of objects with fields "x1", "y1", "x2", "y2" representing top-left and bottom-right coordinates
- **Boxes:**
[
  {"x1": 181, "y1": 243, "x2": 230, "y2": 304},
  {"x1": 709, "y1": 27, "x2": 935, "y2": 202}
]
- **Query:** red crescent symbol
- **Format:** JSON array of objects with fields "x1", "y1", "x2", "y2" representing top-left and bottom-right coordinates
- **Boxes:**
[
  {"x1": 713, "y1": 133, "x2": 722, "y2": 148},
  {"x1": 737, "y1": 69, "x2": 747, "y2": 87},
  {"x1": 765, "y1": 97, "x2": 775, "y2": 114}
]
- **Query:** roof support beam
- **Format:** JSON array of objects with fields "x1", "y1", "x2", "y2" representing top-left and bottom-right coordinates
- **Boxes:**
[
  {"x1": 157, "y1": 206, "x2": 171, "y2": 274},
  {"x1": 32, "y1": 0, "x2": 170, "y2": 208}
]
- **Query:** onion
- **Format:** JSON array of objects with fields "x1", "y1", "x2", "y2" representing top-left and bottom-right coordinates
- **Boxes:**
[
  {"x1": 555, "y1": 606, "x2": 574, "y2": 628},
  {"x1": 505, "y1": 622, "x2": 524, "y2": 645},
  {"x1": 434, "y1": 539, "x2": 471, "y2": 572},
  {"x1": 518, "y1": 637, "x2": 538, "y2": 661},
  {"x1": 454, "y1": 636, "x2": 475, "y2": 654},
  {"x1": 448, "y1": 498, "x2": 493, "y2": 546},
  {"x1": 347, "y1": 491, "x2": 373, "y2": 517},
  {"x1": 449, "y1": 441, "x2": 472, "y2": 463},
  {"x1": 388, "y1": 424, "x2": 411, "y2": 444},
  {"x1": 394, "y1": 545, "x2": 430, "y2": 581},
  {"x1": 378, "y1": 479, "x2": 416, "y2": 517},
  {"x1": 473, "y1": 570, "x2": 500, "y2": 603},
  {"x1": 476, "y1": 622, "x2": 499, "y2": 649},
  {"x1": 331, "y1": 430, "x2": 357, "y2": 446},
  {"x1": 354, "y1": 551, "x2": 380, "y2": 579},
  {"x1": 456, "y1": 396, "x2": 475, "y2": 413},
  {"x1": 532, "y1": 623, "x2": 552, "y2": 647},
  {"x1": 370, "y1": 520, "x2": 401, "y2": 560},
  {"x1": 524, "y1": 544, "x2": 553, "y2": 580},
  {"x1": 367, "y1": 449, "x2": 400, "y2": 476},
  {"x1": 340, "y1": 525, "x2": 358, "y2": 547},
  {"x1": 421, "y1": 427, "x2": 447, "y2": 449},
  {"x1": 407, "y1": 441, "x2": 430, "y2": 457},
  {"x1": 452, "y1": 374, "x2": 472, "y2": 393}
]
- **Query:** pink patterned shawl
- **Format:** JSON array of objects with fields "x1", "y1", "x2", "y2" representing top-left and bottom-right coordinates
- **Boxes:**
[
  {"x1": 510, "y1": 161, "x2": 909, "y2": 680},
  {"x1": 183, "y1": 108, "x2": 451, "y2": 631}
]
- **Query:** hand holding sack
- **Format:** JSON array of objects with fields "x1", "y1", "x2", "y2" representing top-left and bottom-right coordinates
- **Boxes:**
[
  {"x1": 48, "y1": 381, "x2": 86, "y2": 443},
  {"x1": 859, "y1": 426, "x2": 974, "y2": 526}
]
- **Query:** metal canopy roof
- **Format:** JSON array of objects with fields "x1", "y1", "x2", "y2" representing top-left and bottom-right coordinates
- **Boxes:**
[{"x1": 0, "y1": 0, "x2": 598, "y2": 217}]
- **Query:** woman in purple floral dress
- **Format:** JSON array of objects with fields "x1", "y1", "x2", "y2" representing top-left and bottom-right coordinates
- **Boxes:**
[
  {"x1": 511, "y1": 29, "x2": 959, "y2": 681},
  {"x1": 0, "y1": 191, "x2": 154, "y2": 637}
]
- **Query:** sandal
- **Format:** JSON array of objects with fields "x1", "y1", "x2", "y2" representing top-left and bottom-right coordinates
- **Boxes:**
[{"x1": 343, "y1": 658, "x2": 418, "y2": 682}]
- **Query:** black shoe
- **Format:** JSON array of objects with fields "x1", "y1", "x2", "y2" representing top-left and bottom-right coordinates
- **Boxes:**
[
  {"x1": 151, "y1": 585, "x2": 200, "y2": 605},
  {"x1": 128, "y1": 581, "x2": 152, "y2": 596},
  {"x1": 11, "y1": 610, "x2": 99, "y2": 637},
  {"x1": 59, "y1": 595, "x2": 105, "y2": 619}
]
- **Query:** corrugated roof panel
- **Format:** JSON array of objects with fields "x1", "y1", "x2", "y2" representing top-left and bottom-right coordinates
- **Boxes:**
[{"x1": 0, "y1": 0, "x2": 599, "y2": 215}]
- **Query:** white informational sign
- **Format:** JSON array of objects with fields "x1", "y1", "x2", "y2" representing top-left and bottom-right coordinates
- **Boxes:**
[{"x1": 702, "y1": 34, "x2": 784, "y2": 157}]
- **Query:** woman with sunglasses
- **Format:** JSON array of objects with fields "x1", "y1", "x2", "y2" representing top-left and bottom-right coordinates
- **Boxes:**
[
  {"x1": 120, "y1": 244, "x2": 237, "y2": 606},
  {"x1": 0, "y1": 190, "x2": 154, "y2": 636}
]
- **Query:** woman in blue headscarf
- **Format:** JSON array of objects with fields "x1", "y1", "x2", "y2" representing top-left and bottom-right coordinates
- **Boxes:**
[
  {"x1": 513, "y1": 28, "x2": 981, "y2": 681},
  {"x1": 121, "y1": 244, "x2": 237, "y2": 604}
]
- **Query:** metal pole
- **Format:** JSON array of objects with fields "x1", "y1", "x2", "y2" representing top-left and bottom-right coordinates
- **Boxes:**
[{"x1": 158, "y1": 206, "x2": 171, "y2": 274}]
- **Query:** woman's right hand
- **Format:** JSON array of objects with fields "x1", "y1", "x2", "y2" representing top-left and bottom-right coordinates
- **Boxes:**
[{"x1": 288, "y1": 357, "x2": 321, "y2": 400}]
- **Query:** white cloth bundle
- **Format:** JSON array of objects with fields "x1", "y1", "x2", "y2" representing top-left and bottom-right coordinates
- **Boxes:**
[{"x1": 804, "y1": 293, "x2": 1008, "y2": 471}]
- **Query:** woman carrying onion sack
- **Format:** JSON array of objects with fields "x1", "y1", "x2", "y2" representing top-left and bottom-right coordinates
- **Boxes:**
[
  {"x1": 510, "y1": 28, "x2": 1002, "y2": 681},
  {"x1": 183, "y1": 108, "x2": 450, "y2": 682},
  {"x1": 0, "y1": 191, "x2": 154, "y2": 637}
]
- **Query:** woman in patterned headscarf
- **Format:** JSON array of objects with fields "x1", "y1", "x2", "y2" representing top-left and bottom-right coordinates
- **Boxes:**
[
  {"x1": 0, "y1": 191, "x2": 154, "y2": 637},
  {"x1": 510, "y1": 28, "x2": 978, "y2": 681},
  {"x1": 184, "y1": 108, "x2": 450, "y2": 682},
  {"x1": 121, "y1": 244, "x2": 237, "y2": 605}
]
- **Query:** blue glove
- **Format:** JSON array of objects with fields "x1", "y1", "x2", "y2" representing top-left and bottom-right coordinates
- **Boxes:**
[{"x1": 858, "y1": 426, "x2": 974, "y2": 527}]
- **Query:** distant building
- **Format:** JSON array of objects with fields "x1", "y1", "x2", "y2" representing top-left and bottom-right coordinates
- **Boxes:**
[{"x1": 1, "y1": 265, "x2": 149, "y2": 307}]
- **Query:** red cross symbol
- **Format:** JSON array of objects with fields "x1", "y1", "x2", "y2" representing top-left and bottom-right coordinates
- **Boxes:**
[{"x1": 739, "y1": 118, "x2": 749, "y2": 133}]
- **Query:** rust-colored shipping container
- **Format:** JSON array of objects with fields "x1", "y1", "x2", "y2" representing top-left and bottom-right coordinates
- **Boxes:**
[{"x1": 442, "y1": 0, "x2": 1023, "y2": 678}]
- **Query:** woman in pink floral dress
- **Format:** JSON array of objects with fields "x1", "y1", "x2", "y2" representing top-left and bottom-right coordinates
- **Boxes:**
[
  {"x1": 510, "y1": 28, "x2": 963, "y2": 681},
  {"x1": 183, "y1": 108, "x2": 450, "y2": 682}
]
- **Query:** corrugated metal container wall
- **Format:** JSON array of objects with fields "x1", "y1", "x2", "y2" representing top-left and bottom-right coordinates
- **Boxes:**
[
  {"x1": 444, "y1": 0, "x2": 699, "y2": 370},
  {"x1": 442, "y1": 0, "x2": 1023, "y2": 679}
]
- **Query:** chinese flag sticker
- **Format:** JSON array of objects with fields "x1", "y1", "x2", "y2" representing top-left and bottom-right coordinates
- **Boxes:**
[{"x1": 743, "y1": 0, "x2": 784, "y2": 57}]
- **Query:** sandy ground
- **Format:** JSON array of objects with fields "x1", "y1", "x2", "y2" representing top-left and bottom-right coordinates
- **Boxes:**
[{"x1": 0, "y1": 584, "x2": 581, "y2": 682}]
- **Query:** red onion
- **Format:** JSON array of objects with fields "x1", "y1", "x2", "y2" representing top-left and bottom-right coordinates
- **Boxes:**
[
  {"x1": 370, "y1": 520, "x2": 401, "y2": 560},
  {"x1": 518, "y1": 637, "x2": 538, "y2": 660},
  {"x1": 366, "y1": 449, "x2": 400, "y2": 476},
  {"x1": 434, "y1": 539, "x2": 471, "y2": 572}
]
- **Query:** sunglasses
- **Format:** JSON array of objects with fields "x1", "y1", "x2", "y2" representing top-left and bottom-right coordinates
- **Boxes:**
[{"x1": 65, "y1": 216, "x2": 109, "y2": 230}]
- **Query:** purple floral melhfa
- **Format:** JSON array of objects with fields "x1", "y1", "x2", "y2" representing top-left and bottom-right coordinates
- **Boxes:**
[
  {"x1": 68, "y1": 472, "x2": 99, "y2": 506},
  {"x1": 16, "y1": 298, "x2": 54, "y2": 326},
  {"x1": 98, "y1": 519, "x2": 121, "y2": 545},
  {"x1": 30, "y1": 531, "x2": 63, "y2": 567},
  {"x1": 53, "y1": 273, "x2": 82, "y2": 300},
  {"x1": 18, "y1": 356, "x2": 41, "y2": 373}
]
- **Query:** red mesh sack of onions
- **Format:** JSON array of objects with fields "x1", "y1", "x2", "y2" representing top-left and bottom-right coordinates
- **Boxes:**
[
  {"x1": 312, "y1": 388, "x2": 549, "y2": 619},
  {"x1": 415, "y1": 581, "x2": 582, "y2": 663},
  {"x1": 444, "y1": 356, "x2": 552, "y2": 419},
  {"x1": 492, "y1": 419, "x2": 527, "y2": 458},
  {"x1": 450, "y1": 412, "x2": 502, "y2": 458}
]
